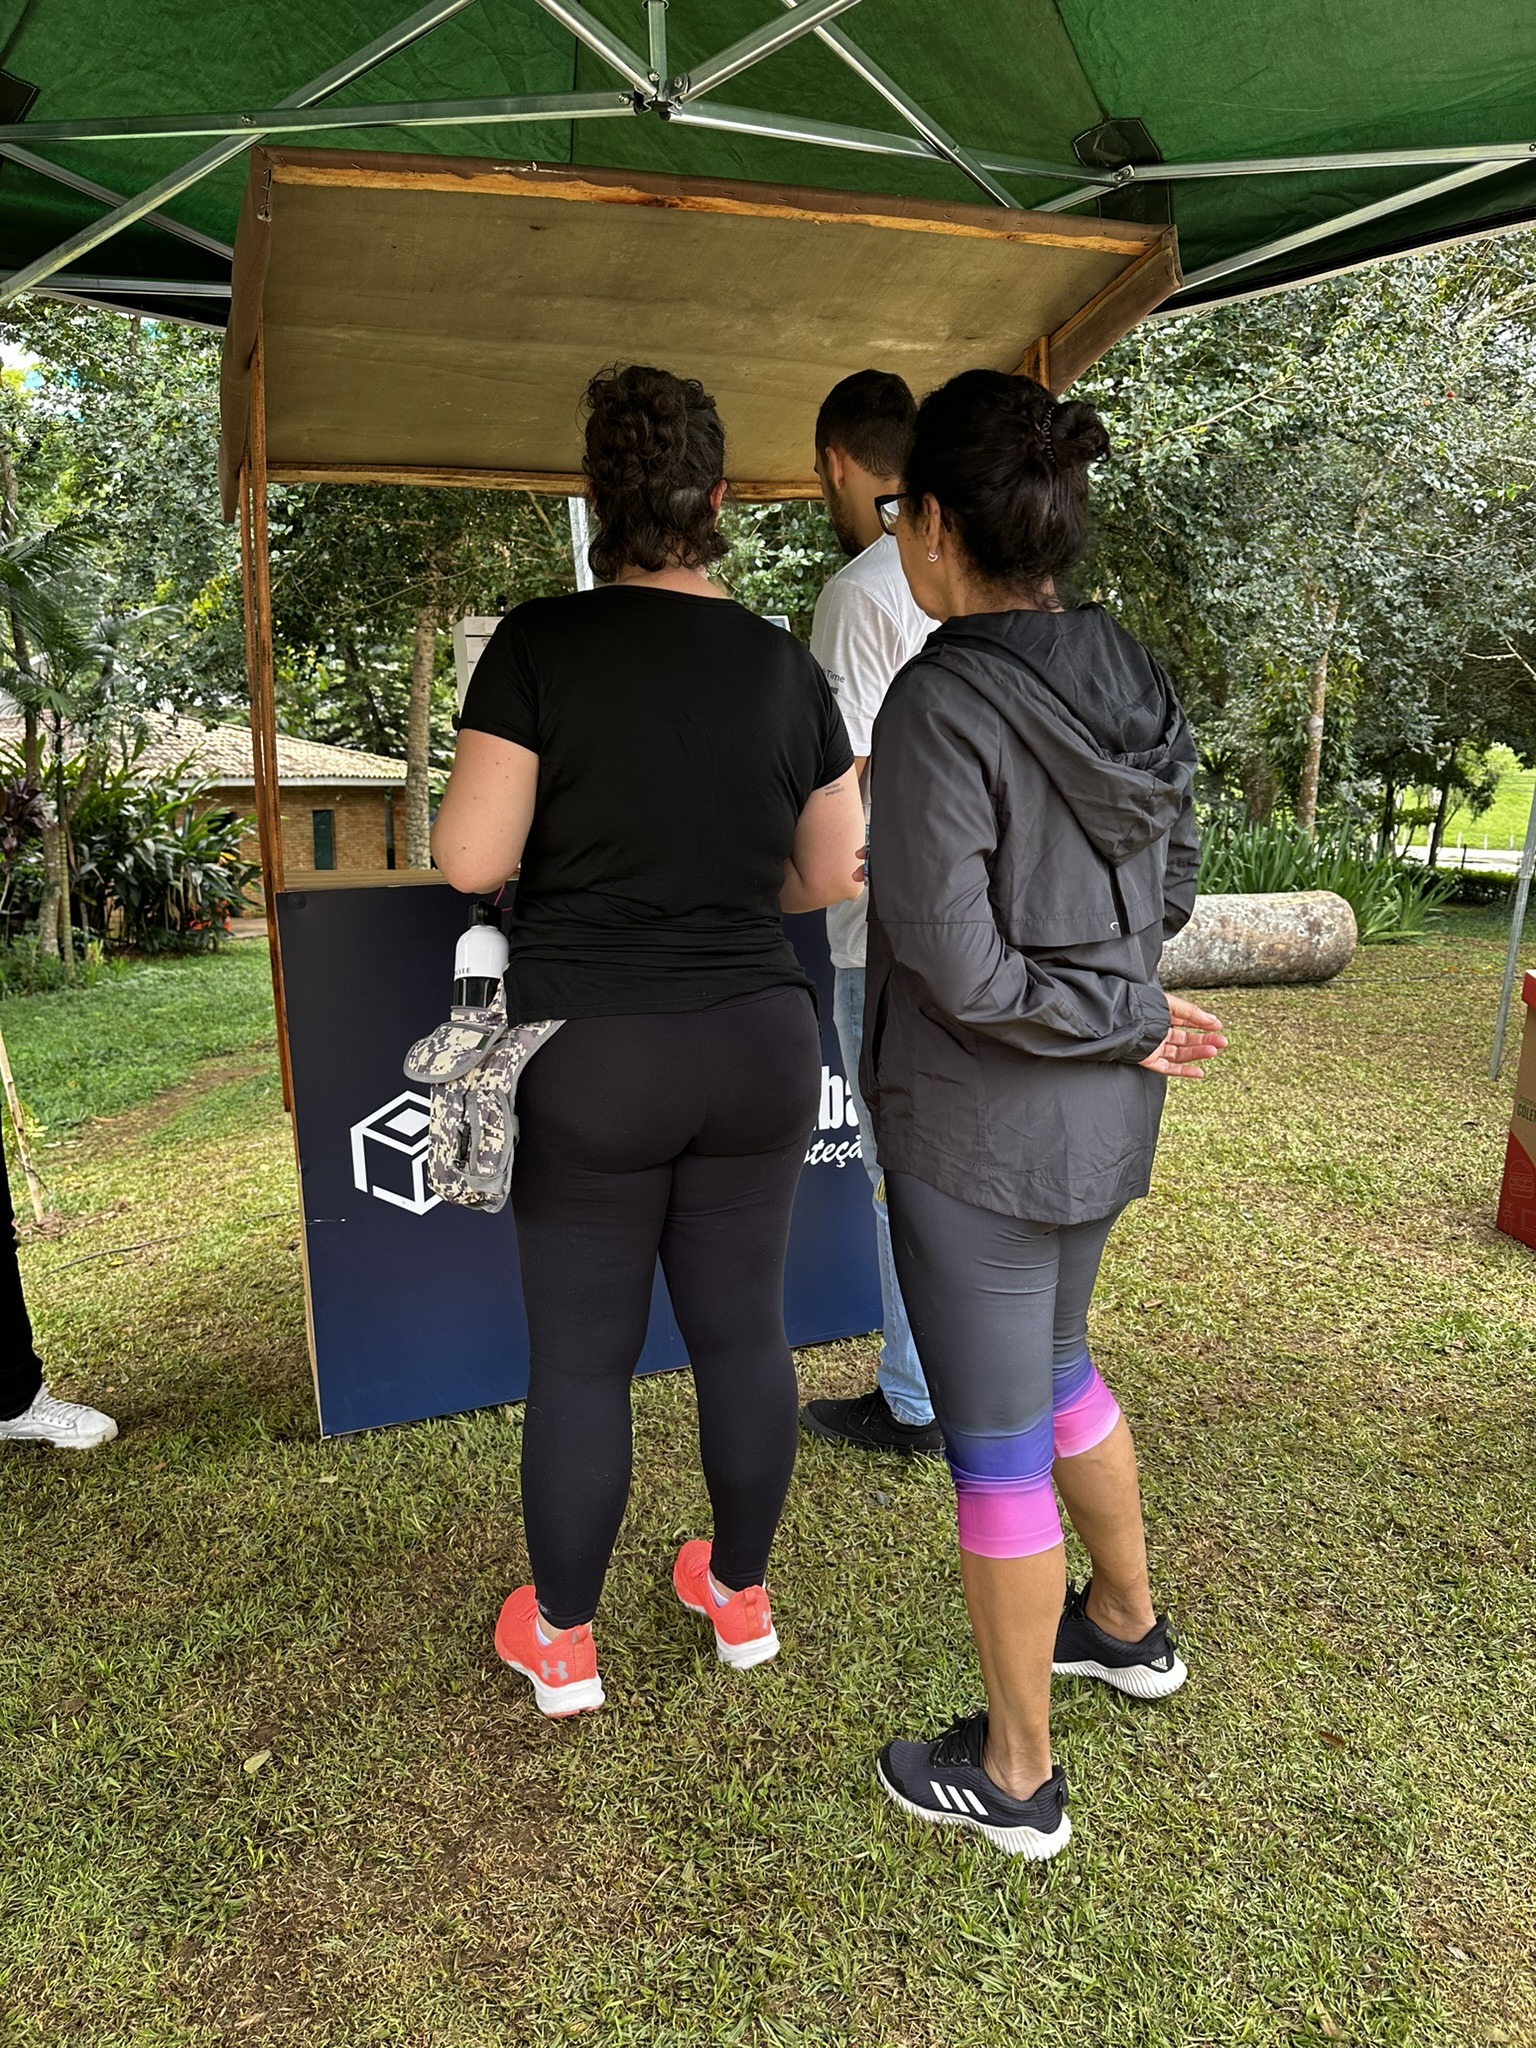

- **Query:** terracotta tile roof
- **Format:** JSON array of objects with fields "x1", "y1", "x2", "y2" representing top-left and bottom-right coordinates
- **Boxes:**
[{"x1": 0, "y1": 710, "x2": 407, "y2": 787}]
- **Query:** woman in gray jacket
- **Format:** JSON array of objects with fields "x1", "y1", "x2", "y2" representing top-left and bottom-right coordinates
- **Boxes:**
[{"x1": 864, "y1": 369, "x2": 1226, "y2": 1859}]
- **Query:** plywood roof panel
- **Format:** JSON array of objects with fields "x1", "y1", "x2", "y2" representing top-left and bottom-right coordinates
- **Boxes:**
[{"x1": 221, "y1": 149, "x2": 1180, "y2": 509}]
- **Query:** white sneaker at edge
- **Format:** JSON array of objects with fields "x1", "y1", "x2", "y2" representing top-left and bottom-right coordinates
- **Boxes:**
[{"x1": 0, "y1": 1386, "x2": 118, "y2": 1450}]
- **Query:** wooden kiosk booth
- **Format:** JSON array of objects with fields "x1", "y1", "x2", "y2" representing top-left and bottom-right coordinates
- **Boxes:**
[{"x1": 218, "y1": 144, "x2": 1181, "y2": 1434}]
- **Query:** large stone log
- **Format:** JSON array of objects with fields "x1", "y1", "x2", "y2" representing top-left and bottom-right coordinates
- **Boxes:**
[{"x1": 1160, "y1": 890, "x2": 1357, "y2": 989}]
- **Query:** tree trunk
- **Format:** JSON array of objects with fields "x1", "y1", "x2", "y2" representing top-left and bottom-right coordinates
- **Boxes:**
[
  {"x1": 1241, "y1": 753, "x2": 1278, "y2": 825},
  {"x1": 404, "y1": 605, "x2": 437, "y2": 869},
  {"x1": 1295, "y1": 594, "x2": 1341, "y2": 840},
  {"x1": 4, "y1": 435, "x2": 63, "y2": 959},
  {"x1": 35, "y1": 818, "x2": 62, "y2": 959},
  {"x1": 1377, "y1": 774, "x2": 1396, "y2": 858},
  {"x1": 1427, "y1": 743, "x2": 1457, "y2": 868},
  {"x1": 52, "y1": 730, "x2": 74, "y2": 971}
]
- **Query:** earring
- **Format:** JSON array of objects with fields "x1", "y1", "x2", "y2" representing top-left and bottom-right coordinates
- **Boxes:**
[{"x1": 926, "y1": 549, "x2": 939, "y2": 562}]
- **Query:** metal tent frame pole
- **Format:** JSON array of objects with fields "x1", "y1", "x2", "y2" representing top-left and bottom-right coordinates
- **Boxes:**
[
  {"x1": 6, "y1": 0, "x2": 1534, "y2": 312},
  {"x1": 0, "y1": 143, "x2": 233, "y2": 260},
  {"x1": 1181, "y1": 157, "x2": 1526, "y2": 292},
  {"x1": 0, "y1": 0, "x2": 484, "y2": 304}
]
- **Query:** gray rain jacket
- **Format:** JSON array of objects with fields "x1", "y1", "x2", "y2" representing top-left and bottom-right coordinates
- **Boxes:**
[{"x1": 861, "y1": 604, "x2": 1199, "y2": 1225}]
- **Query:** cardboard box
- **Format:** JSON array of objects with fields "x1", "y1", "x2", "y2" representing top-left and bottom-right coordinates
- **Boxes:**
[{"x1": 1496, "y1": 970, "x2": 1536, "y2": 1251}]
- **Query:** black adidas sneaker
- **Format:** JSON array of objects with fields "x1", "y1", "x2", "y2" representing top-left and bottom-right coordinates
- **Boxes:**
[
  {"x1": 876, "y1": 1712, "x2": 1071, "y2": 1860},
  {"x1": 1051, "y1": 1580, "x2": 1188, "y2": 1699}
]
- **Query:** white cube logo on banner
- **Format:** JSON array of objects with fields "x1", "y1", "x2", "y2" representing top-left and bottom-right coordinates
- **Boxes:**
[{"x1": 350, "y1": 1091, "x2": 441, "y2": 1216}]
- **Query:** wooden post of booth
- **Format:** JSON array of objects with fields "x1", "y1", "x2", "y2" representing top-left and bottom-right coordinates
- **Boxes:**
[{"x1": 238, "y1": 326, "x2": 294, "y2": 1111}]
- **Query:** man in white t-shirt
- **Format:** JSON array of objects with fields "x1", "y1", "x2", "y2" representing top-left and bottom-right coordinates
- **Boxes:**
[{"x1": 799, "y1": 370, "x2": 941, "y2": 1457}]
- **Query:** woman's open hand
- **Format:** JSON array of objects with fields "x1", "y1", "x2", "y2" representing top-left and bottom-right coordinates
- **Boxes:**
[{"x1": 1140, "y1": 994, "x2": 1228, "y2": 1079}]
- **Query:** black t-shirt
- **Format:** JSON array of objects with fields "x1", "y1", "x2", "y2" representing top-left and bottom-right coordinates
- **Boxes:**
[{"x1": 456, "y1": 586, "x2": 854, "y2": 1022}]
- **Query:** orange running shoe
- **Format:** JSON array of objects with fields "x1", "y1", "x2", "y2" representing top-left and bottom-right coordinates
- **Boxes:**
[
  {"x1": 672, "y1": 1539, "x2": 779, "y2": 1670},
  {"x1": 494, "y1": 1584, "x2": 604, "y2": 1717}
]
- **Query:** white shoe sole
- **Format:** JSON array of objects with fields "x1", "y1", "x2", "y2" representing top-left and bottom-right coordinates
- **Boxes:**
[
  {"x1": 875, "y1": 1761, "x2": 1071, "y2": 1861},
  {"x1": 1052, "y1": 1652, "x2": 1188, "y2": 1700},
  {"x1": 501, "y1": 1656, "x2": 605, "y2": 1718},
  {"x1": 0, "y1": 1418, "x2": 118, "y2": 1450},
  {"x1": 678, "y1": 1595, "x2": 780, "y2": 1670}
]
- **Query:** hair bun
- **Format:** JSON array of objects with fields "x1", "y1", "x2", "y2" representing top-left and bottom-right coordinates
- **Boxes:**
[
  {"x1": 902, "y1": 367, "x2": 1106, "y2": 597},
  {"x1": 1048, "y1": 399, "x2": 1110, "y2": 473}
]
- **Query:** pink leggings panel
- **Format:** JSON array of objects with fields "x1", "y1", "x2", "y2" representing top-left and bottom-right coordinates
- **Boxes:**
[
  {"x1": 1052, "y1": 1363, "x2": 1121, "y2": 1460},
  {"x1": 955, "y1": 1479, "x2": 1064, "y2": 1559}
]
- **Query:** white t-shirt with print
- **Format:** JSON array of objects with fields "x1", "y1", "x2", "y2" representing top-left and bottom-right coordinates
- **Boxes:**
[{"x1": 810, "y1": 534, "x2": 933, "y2": 969}]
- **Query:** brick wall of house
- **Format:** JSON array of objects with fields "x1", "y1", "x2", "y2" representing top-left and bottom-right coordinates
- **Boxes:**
[
  {"x1": 279, "y1": 788, "x2": 400, "y2": 876},
  {"x1": 209, "y1": 785, "x2": 403, "y2": 903}
]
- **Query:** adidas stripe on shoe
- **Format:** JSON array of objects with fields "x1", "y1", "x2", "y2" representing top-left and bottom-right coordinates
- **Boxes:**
[
  {"x1": 1051, "y1": 1580, "x2": 1187, "y2": 1699},
  {"x1": 876, "y1": 1712, "x2": 1070, "y2": 1861}
]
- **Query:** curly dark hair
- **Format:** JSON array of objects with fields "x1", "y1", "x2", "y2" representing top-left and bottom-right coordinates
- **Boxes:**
[
  {"x1": 904, "y1": 368, "x2": 1109, "y2": 598},
  {"x1": 581, "y1": 364, "x2": 729, "y2": 583}
]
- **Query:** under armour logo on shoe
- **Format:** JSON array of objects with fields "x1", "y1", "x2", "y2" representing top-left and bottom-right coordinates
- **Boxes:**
[{"x1": 540, "y1": 1658, "x2": 569, "y2": 1682}]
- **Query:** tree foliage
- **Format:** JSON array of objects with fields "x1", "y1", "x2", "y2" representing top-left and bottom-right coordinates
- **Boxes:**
[
  {"x1": 1080, "y1": 233, "x2": 1536, "y2": 842},
  {"x1": 9, "y1": 240, "x2": 1536, "y2": 889},
  {"x1": 0, "y1": 301, "x2": 239, "y2": 713}
]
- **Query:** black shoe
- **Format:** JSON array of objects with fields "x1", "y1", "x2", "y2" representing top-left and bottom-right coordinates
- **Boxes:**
[
  {"x1": 1052, "y1": 1580, "x2": 1188, "y2": 1699},
  {"x1": 800, "y1": 1388, "x2": 943, "y2": 1457},
  {"x1": 876, "y1": 1711, "x2": 1071, "y2": 1860}
]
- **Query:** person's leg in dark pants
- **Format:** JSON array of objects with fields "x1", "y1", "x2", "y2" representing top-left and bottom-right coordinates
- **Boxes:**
[
  {"x1": 0, "y1": 1143, "x2": 45, "y2": 1421},
  {"x1": 662, "y1": 1150, "x2": 804, "y2": 1593},
  {"x1": 497, "y1": 992, "x2": 819, "y2": 1710},
  {"x1": 510, "y1": 1011, "x2": 694, "y2": 1630},
  {"x1": 1048, "y1": 1211, "x2": 1166, "y2": 1649},
  {"x1": 513, "y1": 1148, "x2": 673, "y2": 1629},
  {"x1": 662, "y1": 989, "x2": 820, "y2": 1593},
  {"x1": 0, "y1": 1143, "x2": 116, "y2": 1448}
]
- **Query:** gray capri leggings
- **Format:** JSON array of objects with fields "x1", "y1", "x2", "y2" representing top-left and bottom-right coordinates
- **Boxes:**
[{"x1": 884, "y1": 1172, "x2": 1126, "y2": 1557}]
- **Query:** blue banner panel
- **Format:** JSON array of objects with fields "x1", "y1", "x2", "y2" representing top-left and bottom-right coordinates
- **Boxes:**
[{"x1": 273, "y1": 882, "x2": 881, "y2": 1435}]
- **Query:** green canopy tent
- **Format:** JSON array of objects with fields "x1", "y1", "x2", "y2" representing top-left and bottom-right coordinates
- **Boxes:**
[{"x1": 1, "y1": 0, "x2": 1535, "y2": 326}]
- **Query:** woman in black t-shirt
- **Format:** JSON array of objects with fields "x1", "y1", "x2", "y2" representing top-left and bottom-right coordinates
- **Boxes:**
[{"x1": 434, "y1": 364, "x2": 862, "y2": 1718}]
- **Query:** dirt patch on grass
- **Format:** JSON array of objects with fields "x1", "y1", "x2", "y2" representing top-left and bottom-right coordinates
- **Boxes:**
[{"x1": 66, "y1": 1051, "x2": 278, "y2": 1156}]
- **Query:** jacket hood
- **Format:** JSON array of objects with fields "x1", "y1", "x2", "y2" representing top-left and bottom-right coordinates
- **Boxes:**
[{"x1": 923, "y1": 606, "x2": 1191, "y2": 867}]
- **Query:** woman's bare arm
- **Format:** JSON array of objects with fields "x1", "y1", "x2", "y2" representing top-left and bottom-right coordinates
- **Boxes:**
[
  {"x1": 430, "y1": 728, "x2": 539, "y2": 894},
  {"x1": 780, "y1": 770, "x2": 865, "y2": 914}
]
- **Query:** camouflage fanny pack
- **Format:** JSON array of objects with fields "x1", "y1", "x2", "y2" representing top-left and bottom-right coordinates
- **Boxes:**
[{"x1": 403, "y1": 987, "x2": 564, "y2": 1214}]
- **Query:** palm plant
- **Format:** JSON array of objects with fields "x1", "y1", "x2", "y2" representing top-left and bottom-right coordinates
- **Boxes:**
[{"x1": 0, "y1": 526, "x2": 163, "y2": 966}]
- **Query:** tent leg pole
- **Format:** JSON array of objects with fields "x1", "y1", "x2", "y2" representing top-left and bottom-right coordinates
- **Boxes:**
[
  {"x1": 1489, "y1": 776, "x2": 1536, "y2": 1079},
  {"x1": 241, "y1": 330, "x2": 294, "y2": 1112}
]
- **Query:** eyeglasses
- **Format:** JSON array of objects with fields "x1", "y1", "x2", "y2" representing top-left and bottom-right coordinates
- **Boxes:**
[{"x1": 874, "y1": 493, "x2": 911, "y2": 535}]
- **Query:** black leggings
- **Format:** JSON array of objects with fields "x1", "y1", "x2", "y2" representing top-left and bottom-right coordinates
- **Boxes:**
[
  {"x1": 511, "y1": 987, "x2": 820, "y2": 1629},
  {"x1": 1, "y1": 1144, "x2": 44, "y2": 1422}
]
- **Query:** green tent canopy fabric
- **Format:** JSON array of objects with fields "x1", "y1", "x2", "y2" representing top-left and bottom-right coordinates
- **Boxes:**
[{"x1": 1, "y1": 0, "x2": 1533, "y2": 328}]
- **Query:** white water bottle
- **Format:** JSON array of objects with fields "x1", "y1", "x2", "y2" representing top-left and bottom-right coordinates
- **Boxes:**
[{"x1": 453, "y1": 916, "x2": 509, "y2": 1010}]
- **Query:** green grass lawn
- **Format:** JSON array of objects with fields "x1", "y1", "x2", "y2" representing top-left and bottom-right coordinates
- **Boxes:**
[
  {"x1": 4, "y1": 923, "x2": 1535, "y2": 2047},
  {"x1": 1409, "y1": 765, "x2": 1536, "y2": 858},
  {"x1": 0, "y1": 943, "x2": 277, "y2": 1141}
]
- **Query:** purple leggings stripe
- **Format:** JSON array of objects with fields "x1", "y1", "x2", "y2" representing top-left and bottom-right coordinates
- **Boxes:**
[{"x1": 944, "y1": 1355, "x2": 1121, "y2": 1560}]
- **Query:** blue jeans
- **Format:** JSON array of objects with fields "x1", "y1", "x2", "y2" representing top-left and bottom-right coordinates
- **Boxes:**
[{"x1": 832, "y1": 966, "x2": 934, "y2": 1427}]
